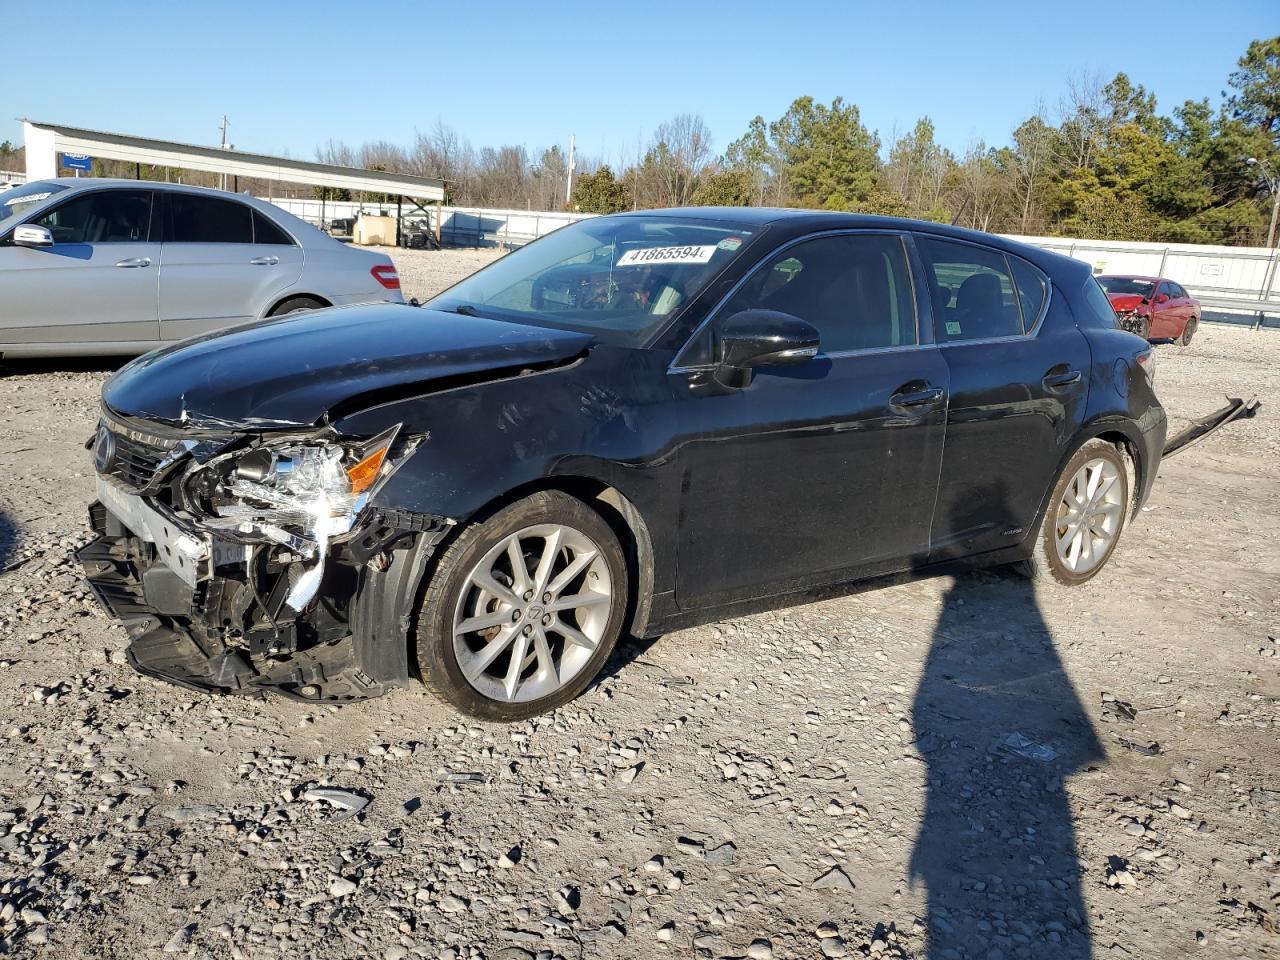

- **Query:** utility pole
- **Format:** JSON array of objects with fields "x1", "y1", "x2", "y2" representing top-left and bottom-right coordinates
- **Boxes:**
[
  {"x1": 1246, "y1": 157, "x2": 1280, "y2": 329},
  {"x1": 1248, "y1": 157, "x2": 1279, "y2": 249},
  {"x1": 218, "y1": 116, "x2": 230, "y2": 191},
  {"x1": 565, "y1": 134, "x2": 576, "y2": 208}
]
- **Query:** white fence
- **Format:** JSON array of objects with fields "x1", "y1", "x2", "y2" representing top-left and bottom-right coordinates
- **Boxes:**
[
  {"x1": 261, "y1": 197, "x2": 594, "y2": 248},
  {"x1": 1005, "y1": 234, "x2": 1279, "y2": 321},
  {"x1": 255, "y1": 195, "x2": 1280, "y2": 322}
]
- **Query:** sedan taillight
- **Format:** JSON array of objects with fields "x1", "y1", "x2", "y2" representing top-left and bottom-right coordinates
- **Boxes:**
[
  {"x1": 1136, "y1": 348, "x2": 1155, "y2": 385},
  {"x1": 370, "y1": 265, "x2": 400, "y2": 290}
]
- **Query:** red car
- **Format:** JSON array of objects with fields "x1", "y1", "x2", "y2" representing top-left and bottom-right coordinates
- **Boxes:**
[{"x1": 1097, "y1": 275, "x2": 1201, "y2": 345}]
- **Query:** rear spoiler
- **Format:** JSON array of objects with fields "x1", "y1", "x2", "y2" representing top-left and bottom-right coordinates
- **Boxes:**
[{"x1": 1163, "y1": 396, "x2": 1261, "y2": 459}]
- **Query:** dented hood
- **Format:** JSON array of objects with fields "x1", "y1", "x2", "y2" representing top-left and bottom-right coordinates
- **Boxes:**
[
  {"x1": 102, "y1": 304, "x2": 594, "y2": 429},
  {"x1": 1106, "y1": 293, "x2": 1146, "y2": 312}
]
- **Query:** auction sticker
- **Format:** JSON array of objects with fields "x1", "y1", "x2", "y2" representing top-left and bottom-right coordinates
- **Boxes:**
[{"x1": 617, "y1": 245, "x2": 716, "y2": 267}]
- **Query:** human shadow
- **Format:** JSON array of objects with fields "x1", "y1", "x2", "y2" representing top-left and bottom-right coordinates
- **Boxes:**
[
  {"x1": 909, "y1": 563, "x2": 1103, "y2": 958},
  {"x1": 0, "y1": 506, "x2": 14, "y2": 570}
]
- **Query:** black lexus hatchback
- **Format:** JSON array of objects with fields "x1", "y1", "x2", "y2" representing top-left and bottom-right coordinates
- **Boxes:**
[{"x1": 79, "y1": 209, "x2": 1166, "y2": 719}]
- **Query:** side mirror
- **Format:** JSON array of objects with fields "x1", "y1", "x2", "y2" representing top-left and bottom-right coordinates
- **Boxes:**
[
  {"x1": 1156, "y1": 293, "x2": 1170, "y2": 304},
  {"x1": 716, "y1": 309, "x2": 819, "y2": 382},
  {"x1": 12, "y1": 224, "x2": 53, "y2": 248}
]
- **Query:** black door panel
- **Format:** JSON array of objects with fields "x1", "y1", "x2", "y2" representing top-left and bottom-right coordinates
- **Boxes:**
[
  {"x1": 674, "y1": 347, "x2": 949, "y2": 606},
  {"x1": 928, "y1": 309, "x2": 1090, "y2": 558}
]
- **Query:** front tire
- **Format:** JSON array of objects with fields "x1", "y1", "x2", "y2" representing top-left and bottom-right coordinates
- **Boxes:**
[
  {"x1": 1019, "y1": 440, "x2": 1130, "y2": 586},
  {"x1": 414, "y1": 491, "x2": 629, "y2": 720}
]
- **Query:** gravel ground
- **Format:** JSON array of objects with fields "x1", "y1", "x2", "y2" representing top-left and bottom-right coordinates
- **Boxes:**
[
  {"x1": 370, "y1": 246, "x2": 503, "y2": 303},
  {"x1": 0, "y1": 248, "x2": 1276, "y2": 960}
]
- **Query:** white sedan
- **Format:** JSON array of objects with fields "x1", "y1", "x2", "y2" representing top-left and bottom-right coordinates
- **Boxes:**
[{"x1": 0, "y1": 178, "x2": 403, "y2": 357}]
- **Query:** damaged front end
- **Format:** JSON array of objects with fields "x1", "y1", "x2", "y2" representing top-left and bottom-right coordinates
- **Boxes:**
[{"x1": 77, "y1": 411, "x2": 451, "y2": 702}]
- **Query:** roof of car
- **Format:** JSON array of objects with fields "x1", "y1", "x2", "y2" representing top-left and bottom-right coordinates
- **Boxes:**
[
  {"x1": 618, "y1": 206, "x2": 1087, "y2": 277},
  {"x1": 39, "y1": 177, "x2": 259, "y2": 197},
  {"x1": 622, "y1": 205, "x2": 1054, "y2": 245},
  {"x1": 1099, "y1": 274, "x2": 1167, "y2": 282},
  {"x1": 11, "y1": 178, "x2": 338, "y2": 247}
]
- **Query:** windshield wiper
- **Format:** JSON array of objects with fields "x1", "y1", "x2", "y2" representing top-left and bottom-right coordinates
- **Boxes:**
[{"x1": 451, "y1": 303, "x2": 487, "y2": 318}]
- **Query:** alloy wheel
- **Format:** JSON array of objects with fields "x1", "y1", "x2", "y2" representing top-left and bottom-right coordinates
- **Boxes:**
[
  {"x1": 1054, "y1": 457, "x2": 1124, "y2": 574},
  {"x1": 452, "y1": 523, "x2": 613, "y2": 703}
]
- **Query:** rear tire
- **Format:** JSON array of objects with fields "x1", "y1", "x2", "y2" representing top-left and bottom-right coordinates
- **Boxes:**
[
  {"x1": 1180, "y1": 317, "x2": 1198, "y2": 347},
  {"x1": 269, "y1": 296, "x2": 326, "y2": 317},
  {"x1": 414, "y1": 491, "x2": 629, "y2": 721},
  {"x1": 1016, "y1": 440, "x2": 1130, "y2": 587}
]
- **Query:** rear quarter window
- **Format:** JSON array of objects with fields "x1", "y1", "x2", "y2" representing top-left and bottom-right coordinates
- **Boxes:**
[
  {"x1": 1080, "y1": 278, "x2": 1120, "y2": 330},
  {"x1": 1010, "y1": 257, "x2": 1048, "y2": 328}
]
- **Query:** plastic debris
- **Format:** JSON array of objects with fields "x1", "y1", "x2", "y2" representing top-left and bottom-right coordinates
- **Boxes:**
[
  {"x1": 1117, "y1": 738, "x2": 1162, "y2": 757},
  {"x1": 302, "y1": 786, "x2": 370, "y2": 823},
  {"x1": 989, "y1": 732, "x2": 1058, "y2": 763}
]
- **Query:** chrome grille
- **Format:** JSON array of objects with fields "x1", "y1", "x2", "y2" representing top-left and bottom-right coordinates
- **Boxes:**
[{"x1": 94, "y1": 419, "x2": 182, "y2": 492}]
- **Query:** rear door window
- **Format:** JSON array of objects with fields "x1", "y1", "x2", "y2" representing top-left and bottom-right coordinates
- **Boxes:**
[
  {"x1": 252, "y1": 210, "x2": 294, "y2": 245},
  {"x1": 33, "y1": 190, "x2": 153, "y2": 243},
  {"x1": 916, "y1": 236, "x2": 1027, "y2": 342},
  {"x1": 720, "y1": 233, "x2": 918, "y2": 352},
  {"x1": 169, "y1": 194, "x2": 253, "y2": 243}
]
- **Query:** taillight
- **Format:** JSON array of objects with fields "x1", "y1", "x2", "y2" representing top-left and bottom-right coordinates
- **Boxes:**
[
  {"x1": 1136, "y1": 349, "x2": 1155, "y2": 384},
  {"x1": 371, "y1": 265, "x2": 400, "y2": 290}
]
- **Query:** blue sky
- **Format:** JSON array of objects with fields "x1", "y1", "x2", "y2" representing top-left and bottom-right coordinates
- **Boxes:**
[{"x1": 1, "y1": 0, "x2": 1274, "y2": 166}]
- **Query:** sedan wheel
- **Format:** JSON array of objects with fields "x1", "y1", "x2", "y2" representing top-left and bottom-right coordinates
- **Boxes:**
[
  {"x1": 416, "y1": 491, "x2": 629, "y2": 720},
  {"x1": 1053, "y1": 457, "x2": 1124, "y2": 576},
  {"x1": 452, "y1": 524, "x2": 613, "y2": 704},
  {"x1": 1019, "y1": 439, "x2": 1130, "y2": 586}
]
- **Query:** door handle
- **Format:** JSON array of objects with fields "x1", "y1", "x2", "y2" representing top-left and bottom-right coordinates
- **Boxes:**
[
  {"x1": 249, "y1": 256, "x2": 279, "y2": 266},
  {"x1": 890, "y1": 387, "x2": 945, "y2": 408},
  {"x1": 115, "y1": 257, "x2": 151, "y2": 268},
  {"x1": 1043, "y1": 369, "x2": 1082, "y2": 389}
]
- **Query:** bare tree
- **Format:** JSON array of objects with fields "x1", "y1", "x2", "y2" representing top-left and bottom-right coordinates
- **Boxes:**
[
  {"x1": 529, "y1": 145, "x2": 569, "y2": 210},
  {"x1": 886, "y1": 117, "x2": 954, "y2": 217},
  {"x1": 472, "y1": 145, "x2": 529, "y2": 209},
  {"x1": 951, "y1": 142, "x2": 1008, "y2": 232},
  {"x1": 1011, "y1": 104, "x2": 1058, "y2": 233},
  {"x1": 1057, "y1": 72, "x2": 1107, "y2": 171},
  {"x1": 409, "y1": 121, "x2": 477, "y2": 203},
  {"x1": 636, "y1": 113, "x2": 714, "y2": 207}
]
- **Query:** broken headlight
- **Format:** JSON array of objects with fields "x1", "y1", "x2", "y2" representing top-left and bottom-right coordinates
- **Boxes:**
[
  {"x1": 202, "y1": 425, "x2": 402, "y2": 548},
  {"x1": 192, "y1": 425, "x2": 410, "y2": 609}
]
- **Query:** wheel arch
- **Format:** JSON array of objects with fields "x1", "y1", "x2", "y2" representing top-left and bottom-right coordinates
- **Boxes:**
[
  {"x1": 1052, "y1": 422, "x2": 1148, "y2": 523},
  {"x1": 265, "y1": 292, "x2": 332, "y2": 317}
]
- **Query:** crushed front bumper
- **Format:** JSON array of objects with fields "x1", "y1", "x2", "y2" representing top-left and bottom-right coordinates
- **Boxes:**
[{"x1": 78, "y1": 495, "x2": 446, "y2": 703}]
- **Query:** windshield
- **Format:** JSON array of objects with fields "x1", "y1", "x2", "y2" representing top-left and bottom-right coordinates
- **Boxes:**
[
  {"x1": 0, "y1": 181, "x2": 69, "y2": 225},
  {"x1": 1097, "y1": 276, "x2": 1155, "y2": 298},
  {"x1": 428, "y1": 215, "x2": 757, "y2": 345}
]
